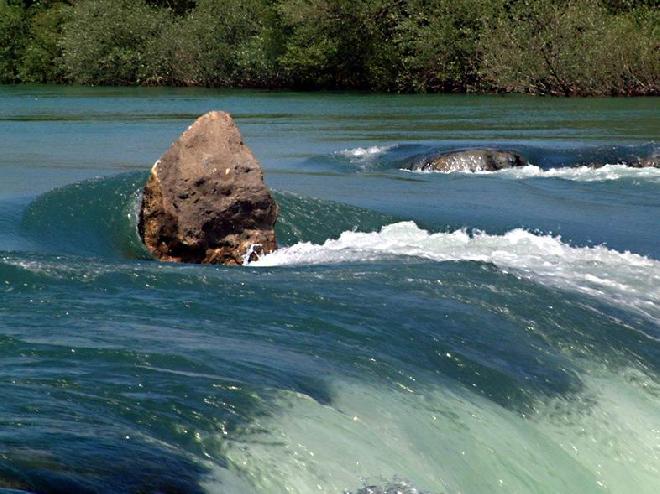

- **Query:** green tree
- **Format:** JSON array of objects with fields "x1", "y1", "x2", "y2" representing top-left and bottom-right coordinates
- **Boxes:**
[
  {"x1": 0, "y1": 0, "x2": 26, "y2": 82},
  {"x1": 59, "y1": 0, "x2": 170, "y2": 85},
  {"x1": 272, "y1": 0, "x2": 502, "y2": 92},
  {"x1": 18, "y1": 2, "x2": 70, "y2": 82},
  {"x1": 190, "y1": 0, "x2": 275, "y2": 86},
  {"x1": 390, "y1": 0, "x2": 501, "y2": 92},
  {"x1": 144, "y1": 0, "x2": 276, "y2": 87},
  {"x1": 478, "y1": 0, "x2": 658, "y2": 95},
  {"x1": 358, "y1": 0, "x2": 410, "y2": 91},
  {"x1": 275, "y1": 0, "x2": 373, "y2": 89},
  {"x1": 146, "y1": 0, "x2": 196, "y2": 15},
  {"x1": 0, "y1": 0, "x2": 656, "y2": 94}
]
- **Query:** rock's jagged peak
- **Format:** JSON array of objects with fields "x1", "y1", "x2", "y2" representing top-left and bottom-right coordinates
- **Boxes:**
[{"x1": 139, "y1": 111, "x2": 278, "y2": 265}]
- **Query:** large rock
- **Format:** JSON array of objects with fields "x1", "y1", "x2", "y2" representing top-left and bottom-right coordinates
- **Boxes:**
[
  {"x1": 138, "y1": 111, "x2": 278, "y2": 265},
  {"x1": 407, "y1": 149, "x2": 527, "y2": 172}
]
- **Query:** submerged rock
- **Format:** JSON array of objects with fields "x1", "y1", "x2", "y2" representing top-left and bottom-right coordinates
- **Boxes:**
[
  {"x1": 631, "y1": 152, "x2": 658, "y2": 168},
  {"x1": 572, "y1": 149, "x2": 659, "y2": 169},
  {"x1": 349, "y1": 480, "x2": 425, "y2": 494},
  {"x1": 138, "y1": 111, "x2": 278, "y2": 265},
  {"x1": 587, "y1": 159, "x2": 659, "y2": 169},
  {"x1": 407, "y1": 149, "x2": 527, "y2": 172}
]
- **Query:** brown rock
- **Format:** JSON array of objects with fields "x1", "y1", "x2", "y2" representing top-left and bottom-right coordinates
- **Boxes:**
[
  {"x1": 408, "y1": 149, "x2": 527, "y2": 172},
  {"x1": 138, "y1": 111, "x2": 278, "y2": 265}
]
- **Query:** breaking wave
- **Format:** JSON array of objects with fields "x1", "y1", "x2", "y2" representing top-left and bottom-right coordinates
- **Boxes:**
[
  {"x1": 335, "y1": 145, "x2": 393, "y2": 161},
  {"x1": 411, "y1": 164, "x2": 660, "y2": 182},
  {"x1": 253, "y1": 222, "x2": 660, "y2": 323}
]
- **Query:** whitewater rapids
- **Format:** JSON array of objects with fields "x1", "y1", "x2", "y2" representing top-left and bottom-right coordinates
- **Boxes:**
[{"x1": 253, "y1": 222, "x2": 660, "y2": 325}]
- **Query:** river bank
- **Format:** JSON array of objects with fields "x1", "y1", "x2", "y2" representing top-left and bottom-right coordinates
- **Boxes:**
[{"x1": 1, "y1": 0, "x2": 658, "y2": 96}]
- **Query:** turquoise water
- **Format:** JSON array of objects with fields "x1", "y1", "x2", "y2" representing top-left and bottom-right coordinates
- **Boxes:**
[{"x1": 0, "y1": 86, "x2": 659, "y2": 494}]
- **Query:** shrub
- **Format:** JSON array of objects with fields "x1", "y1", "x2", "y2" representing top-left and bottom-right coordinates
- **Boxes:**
[
  {"x1": 144, "y1": 0, "x2": 276, "y2": 87},
  {"x1": 60, "y1": 0, "x2": 170, "y2": 85},
  {"x1": 273, "y1": 0, "x2": 502, "y2": 92},
  {"x1": 0, "y1": 0, "x2": 656, "y2": 94},
  {"x1": 0, "y1": 0, "x2": 26, "y2": 82},
  {"x1": 275, "y1": 0, "x2": 373, "y2": 89},
  {"x1": 18, "y1": 3, "x2": 71, "y2": 83},
  {"x1": 186, "y1": 0, "x2": 276, "y2": 86},
  {"x1": 478, "y1": 0, "x2": 659, "y2": 95}
]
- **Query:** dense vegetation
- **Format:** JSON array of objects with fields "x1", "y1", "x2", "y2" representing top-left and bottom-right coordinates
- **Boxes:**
[{"x1": 0, "y1": 0, "x2": 657, "y2": 95}]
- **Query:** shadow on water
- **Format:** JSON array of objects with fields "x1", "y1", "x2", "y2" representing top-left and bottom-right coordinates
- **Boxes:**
[{"x1": 0, "y1": 442, "x2": 206, "y2": 494}]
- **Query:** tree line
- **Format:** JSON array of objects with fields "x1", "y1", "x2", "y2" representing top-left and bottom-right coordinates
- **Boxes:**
[{"x1": 1, "y1": 0, "x2": 657, "y2": 95}]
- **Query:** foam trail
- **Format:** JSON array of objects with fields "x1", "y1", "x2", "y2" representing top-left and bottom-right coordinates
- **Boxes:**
[
  {"x1": 492, "y1": 164, "x2": 660, "y2": 182},
  {"x1": 411, "y1": 164, "x2": 660, "y2": 182},
  {"x1": 253, "y1": 222, "x2": 660, "y2": 323},
  {"x1": 209, "y1": 367, "x2": 660, "y2": 494}
]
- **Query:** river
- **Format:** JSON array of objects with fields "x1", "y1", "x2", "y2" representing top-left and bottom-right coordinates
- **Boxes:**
[{"x1": 0, "y1": 86, "x2": 658, "y2": 494}]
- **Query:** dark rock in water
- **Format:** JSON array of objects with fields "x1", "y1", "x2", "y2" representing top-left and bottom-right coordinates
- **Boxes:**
[
  {"x1": 349, "y1": 480, "x2": 425, "y2": 494},
  {"x1": 585, "y1": 158, "x2": 659, "y2": 169},
  {"x1": 585, "y1": 150, "x2": 659, "y2": 169},
  {"x1": 138, "y1": 111, "x2": 278, "y2": 265},
  {"x1": 633, "y1": 153, "x2": 658, "y2": 168},
  {"x1": 407, "y1": 149, "x2": 527, "y2": 172}
]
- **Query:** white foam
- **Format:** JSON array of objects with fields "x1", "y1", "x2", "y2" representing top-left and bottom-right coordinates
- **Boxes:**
[
  {"x1": 253, "y1": 222, "x2": 660, "y2": 323},
  {"x1": 494, "y1": 164, "x2": 660, "y2": 182},
  {"x1": 336, "y1": 145, "x2": 392, "y2": 161},
  {"x1": 410, "y1": 164, "x2": 660, "y2": 182}
]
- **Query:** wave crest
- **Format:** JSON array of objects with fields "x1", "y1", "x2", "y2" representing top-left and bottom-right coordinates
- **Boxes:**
[
  {"x1": 335, "y1": 145, "x2": 393, "y2": 161},
  {"x1": 253, "y1": 222, "x2": 660, "y2": 323},
  {"x1": 408, "y1": 164, "x2": 660, "y2": 182}
]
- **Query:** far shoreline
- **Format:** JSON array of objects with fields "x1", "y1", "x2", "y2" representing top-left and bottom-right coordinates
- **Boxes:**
[
  {"x1": 3, "y1": 1, "x2": 657, "y2": 100},
  {"x1": 1, "y1": 83, "x2": 658, "y2": 99}
]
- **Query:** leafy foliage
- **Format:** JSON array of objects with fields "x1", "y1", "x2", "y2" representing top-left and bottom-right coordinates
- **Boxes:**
[
  {"x1": 0, "y1": 0, "x2": 657, "y2": 94},
  {"x1": 60, "y1": 0, "x2": 170, "y2": 85},
  {"x1": 478, "y1": 0, "x2": 659, "y2": 95},
  {"x1": 18, "y1": 2, "x2": 70, "y2": 82},
  {"x1": 0, "y1": 0, "x2": 26, "y2": 82}
]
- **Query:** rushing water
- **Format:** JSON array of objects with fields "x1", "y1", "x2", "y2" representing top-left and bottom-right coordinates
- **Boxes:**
[{"x1": 0, "y1": 86, "x2": 659, "y2": 494}]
